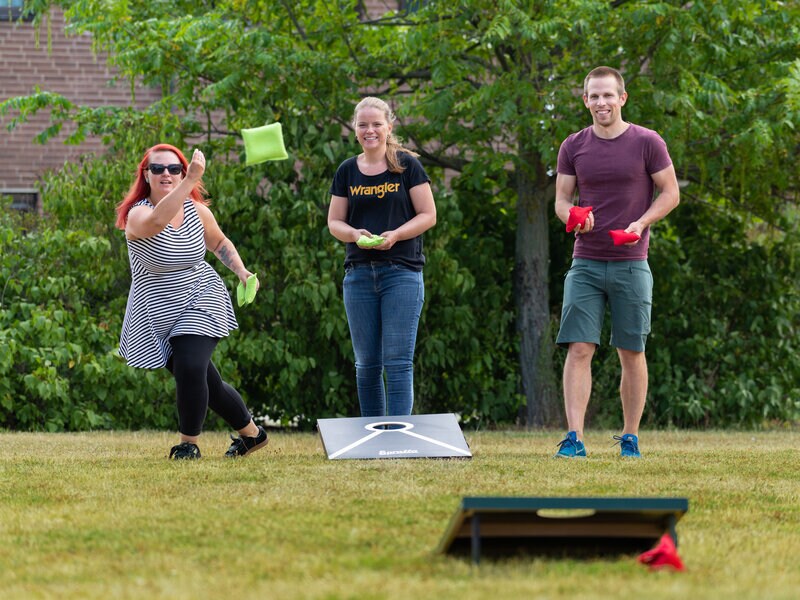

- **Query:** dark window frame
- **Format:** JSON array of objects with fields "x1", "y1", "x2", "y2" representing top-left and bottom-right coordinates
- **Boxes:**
[
  {"x1": 0, "y1": 1, "x2": 32, "y2": 23},
  {"x1": 398, "y1": 0, "x2": 428, "y2": 12},
  {"x1": 1, "y1": 189, "x2": 40, "y2": 212}
]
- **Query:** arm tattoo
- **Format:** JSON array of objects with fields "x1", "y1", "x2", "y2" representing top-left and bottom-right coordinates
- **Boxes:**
[{"x1": 217, "y1": 244, "x2": 236, "y2": 270}]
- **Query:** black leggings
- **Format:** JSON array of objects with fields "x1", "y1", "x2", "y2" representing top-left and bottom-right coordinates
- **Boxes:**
[{"x1": 165, "y1": 335, "x2": 252, "y2": 437}]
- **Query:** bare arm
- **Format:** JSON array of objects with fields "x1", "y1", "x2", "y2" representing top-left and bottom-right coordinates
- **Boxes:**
[
  {"x1": 327, "y1": 194, "x2": 364, "y2": 243},
  {"x1": 626, "y1": 164, "x2": 681, "y2": 236},
  {"x1": 376, "y1": 182, "x2": 437, "y2": 250},
  {"x1": 125, "y1": 149, "x2": 206, "y2": 240},
  {"x1": 196, "y1": 204, "x2": 255, "y2": 286},
  {"x1": 554, "y1": 173, "x2": 595, "y2": 233}
]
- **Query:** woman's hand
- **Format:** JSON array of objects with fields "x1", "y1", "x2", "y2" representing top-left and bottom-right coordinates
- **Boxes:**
[
  {"x1": 186, "y1": 149, "x2": 206, "y2": 182},
  {"x1": 374, "y1": 230, "x2": 398, "y2": 250},
  {"x1": 352, "y1": 228, "x2": 371, "y2": 242},
  {"x1": 239, "y1": 270, "x2": 260, "y2": 291}
]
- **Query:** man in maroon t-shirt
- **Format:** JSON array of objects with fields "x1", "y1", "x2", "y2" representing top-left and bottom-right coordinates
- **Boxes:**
[{"x1": 553, "y1": 66, "x2": 680, "y2": 458}]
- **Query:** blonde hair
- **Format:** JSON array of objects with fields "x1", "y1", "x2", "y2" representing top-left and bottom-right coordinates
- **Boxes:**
[{"x1": 352, "y1": 96, "x2": 418, "y2": 174}]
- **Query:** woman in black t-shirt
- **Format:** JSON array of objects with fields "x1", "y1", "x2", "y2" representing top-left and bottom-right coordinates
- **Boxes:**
[{"x1": 328, "y1": 97, "x2": 437, "y2": 417}]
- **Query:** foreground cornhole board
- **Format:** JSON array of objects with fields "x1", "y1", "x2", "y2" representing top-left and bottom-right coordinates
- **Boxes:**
[
  {"x1": 317, "y1": 413, "x2": 472, "y2": 460},
  {"x1": 438, "y1": 496, "x2": 689, "y2": 564}
]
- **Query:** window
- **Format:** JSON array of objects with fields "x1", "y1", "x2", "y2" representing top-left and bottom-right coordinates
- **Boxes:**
[
  {"x1": 0, "y1": 0, "x2": 31, "y2": 22},
  {"x1": 398, "y1": 0, "x2": 428, "y2": 12},
  {"x1": 1, "y1": 189, "x2": 40, "y2": 212}
]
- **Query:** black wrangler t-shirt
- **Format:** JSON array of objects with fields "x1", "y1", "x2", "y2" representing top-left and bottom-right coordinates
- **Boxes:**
[{"x1": 330, "y1": 152, "x2": 431, "y2": 271}]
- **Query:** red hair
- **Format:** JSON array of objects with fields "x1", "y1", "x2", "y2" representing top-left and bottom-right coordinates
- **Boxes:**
[{"x1": 114, "y1": 143, "x2": 209, "y2": 230}]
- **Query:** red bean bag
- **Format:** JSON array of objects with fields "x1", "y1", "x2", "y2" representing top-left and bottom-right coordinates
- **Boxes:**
[
  {"x1": 566, "y1": 205, "x2": 593, "y2": 232},
  {"x1": 608, "y1": 229, "x2": 641, "y2": 245}
]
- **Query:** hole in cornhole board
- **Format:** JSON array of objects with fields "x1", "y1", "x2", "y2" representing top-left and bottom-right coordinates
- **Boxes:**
[
  {"x1": 316, "y1": 413, "x2": 472, "y2": 460},
  {"x1": 437, "y1": 496, "x2": 689, "y2": 564}
]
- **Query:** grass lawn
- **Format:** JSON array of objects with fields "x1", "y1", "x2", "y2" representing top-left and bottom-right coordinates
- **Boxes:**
[{"x1": 1, "y1": 429, "x2": 798, "y2": 599}]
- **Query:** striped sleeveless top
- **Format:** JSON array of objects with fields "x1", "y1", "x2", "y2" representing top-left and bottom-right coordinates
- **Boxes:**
[{"x1": 119, "y1": 198, "x2": 238, "y2": 368}]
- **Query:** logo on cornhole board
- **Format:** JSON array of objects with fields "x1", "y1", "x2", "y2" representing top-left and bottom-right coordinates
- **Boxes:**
[
  {"x1": 438, "y1": 496, "x2": 689, "y2": 564},
  {"x1": 316, "y1": 413, "x2": 472, "y2": 460}
]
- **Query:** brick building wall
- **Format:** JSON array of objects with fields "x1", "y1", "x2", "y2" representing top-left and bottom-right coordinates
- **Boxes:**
[
  {"x1": 0, "y1": 2, "x2": 405, "y2": 209},
  {"x1": 0, "y1": 8, "x2": 162, "y2": 208},
  {"x1": 362, "y1": 0, "x2": 404, "y2": 19}
]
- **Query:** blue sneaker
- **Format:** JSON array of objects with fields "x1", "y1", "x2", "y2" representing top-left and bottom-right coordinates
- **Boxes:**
[
  {"x1": 554, "y1": 431, "x2": 587, "y2": 458},
  {"x1": 613, "y1": 433, "x2": 641, "y2": 458}
]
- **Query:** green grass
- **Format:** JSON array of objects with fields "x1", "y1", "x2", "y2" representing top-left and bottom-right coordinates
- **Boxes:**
[{"x1": 1, "y1": 430, "x2": 798, "y2": 599}]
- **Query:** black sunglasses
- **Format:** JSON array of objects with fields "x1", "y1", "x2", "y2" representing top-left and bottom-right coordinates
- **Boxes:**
[{"x1": 147, "y1": 163, "x2": 184, "y2": 175}]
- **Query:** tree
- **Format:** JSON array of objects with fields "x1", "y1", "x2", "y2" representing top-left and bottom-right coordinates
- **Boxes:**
[
  {"x1": 3, "y1": 0, "x2": 798, "y2": 429},
  {"x1": 353, "y1": 0, "x2": 800, "y2": 424}
]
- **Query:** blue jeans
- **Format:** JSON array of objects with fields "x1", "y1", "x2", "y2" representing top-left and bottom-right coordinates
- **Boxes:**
[{"x1": 343, "y1": 262, "x2": 424, "y2": 417}]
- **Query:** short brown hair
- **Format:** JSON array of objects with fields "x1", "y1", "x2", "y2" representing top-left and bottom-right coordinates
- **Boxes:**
[{"x1": 583, "y1": 66, "x2": 625, "y2": 96}]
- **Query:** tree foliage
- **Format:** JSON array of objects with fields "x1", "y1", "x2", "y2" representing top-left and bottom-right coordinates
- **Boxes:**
[
  {"x1": 0, "y1": 195, "x2": 176, "y2": 430},
  {"x1": 1, "y1": 0, "x2": 798, "y2": 430}
]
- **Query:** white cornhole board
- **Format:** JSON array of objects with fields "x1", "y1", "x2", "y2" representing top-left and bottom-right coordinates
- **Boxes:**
[{"x1": 317, "y1": 413, "x2": 472, "y2": 460}]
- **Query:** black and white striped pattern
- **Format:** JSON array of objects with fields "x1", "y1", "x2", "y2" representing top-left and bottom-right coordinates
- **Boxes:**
[{"x1": 119, "y1": 198, "x2": 238, "y2": 369}]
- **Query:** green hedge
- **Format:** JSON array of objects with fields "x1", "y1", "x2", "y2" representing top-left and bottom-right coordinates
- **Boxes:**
[
  {"x1": 0, "y1": 204, "x2": 175, "y2": 431},
  {"x1": 566, "y1": 201, "x2": 800, "y2": 428},
  {"x1": 2, "y1": 155, "x2": 798, "y2": 431}
]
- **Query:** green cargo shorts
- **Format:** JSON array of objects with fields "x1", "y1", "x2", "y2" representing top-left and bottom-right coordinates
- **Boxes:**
[{"x1": 556, "y1": 258, "x2": 653, "y2": 352}]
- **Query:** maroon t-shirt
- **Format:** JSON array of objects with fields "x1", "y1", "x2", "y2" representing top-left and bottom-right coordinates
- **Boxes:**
[{"x1": 557, "y1": 123, "x2": 673, "y2": 261}]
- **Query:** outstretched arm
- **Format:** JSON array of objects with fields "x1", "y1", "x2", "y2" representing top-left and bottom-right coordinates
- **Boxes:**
[
  {"x1": 196, "y1": 204, "x2": 255, "y2": 286},
  {"x1": 126, "y1": 149, "x2": 206, "y2": 240}
]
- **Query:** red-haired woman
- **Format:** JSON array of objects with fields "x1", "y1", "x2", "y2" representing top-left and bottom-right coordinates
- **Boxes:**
[{"x1": 116, "y1": 144, "x2": 267, "y2": 460}]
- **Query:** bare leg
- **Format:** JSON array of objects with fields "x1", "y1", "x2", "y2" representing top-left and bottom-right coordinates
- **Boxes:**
[
  {"x1": 184, "y1": 422, "x2": 257, "y2": 443},
  {"x1": 617, "y1": 348, "x2": 648, "y2": 435},
  {"x1": 237, "y1": 420, "x2": 260, "y2": 437},
  {"x1": 563, "y1": 342, "x2": 596, "y2": 439}
]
